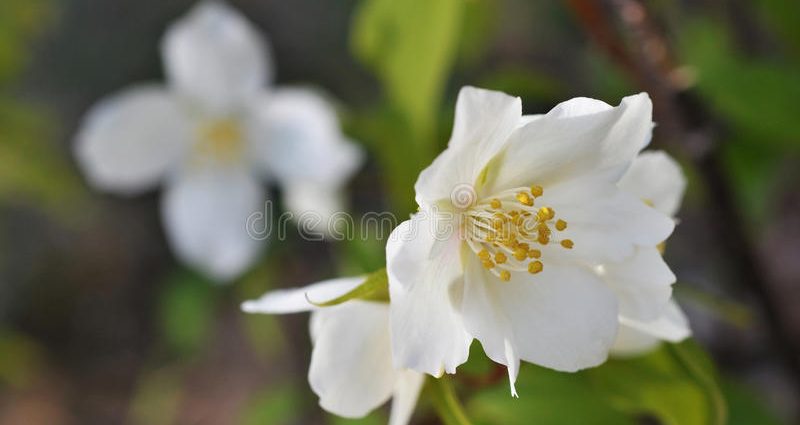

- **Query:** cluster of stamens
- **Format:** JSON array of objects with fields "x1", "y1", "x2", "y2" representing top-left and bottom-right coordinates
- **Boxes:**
[
  {"x1": 196, "y1": 119, "x2": 244, "y2": 163},
  {"x1": 463, "y1": 185, "x2": 574, "y2": 282}
]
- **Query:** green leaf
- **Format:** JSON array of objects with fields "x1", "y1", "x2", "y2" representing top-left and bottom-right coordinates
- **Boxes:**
[
  {"x1": 158, "y1": 269, "x2": 217, "y2": 356},
  {"x1": 723, "y1": 379, "x2": 786, "y2": 425},
  {"x1": 585, "y1": 340, "x2": 727, "y2": 425},
  {"x1": 307, "y1": 268, "x2": 388, "y2": 307},
  {"x1": 239, "y1": 384, "x2": 306, "y2": 425},
  {"x1": 679, "y1": 22, "x2": 800, "y2": 149},
  {"x1": 468, "y1": 365, "x2": 633, "y2": 425},
  {"x1": 352, "y1": 0, "x2": 463, "y2": 145}
]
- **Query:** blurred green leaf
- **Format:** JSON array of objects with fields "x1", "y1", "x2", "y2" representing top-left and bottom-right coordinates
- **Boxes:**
[
  {"x1": 351, "y1": 0, "x2": 464, "y2": 214},
  {"x1": 755, "y1": 0, "x2": 800, "y2": 51},
  {"x1": 468, "y1": 340, "x2": 726, "y2": 425},
  {"x1": 0, "y1": 101, "x2": 86, "y2": 216},
  {"x1": 721, "y1": 138, "x2": 781, "y2": 224},
  {"x1": 680, "y1": 22, "x2": 800, "y2": 149},
  {"x1": 429, "y1": 376, "x2": 473, "y2": 425},
  {"x1": 128, "y1": 367, "x2": 181, "y2": 425},
  {"x1": 0, "y1": 0, "x2": 52, "y2": 84},
  {"x1": 724, "y1": 379, "x2": 786, "y2": 425},
  {"x1": 0, "y1": 328, "x2": 43, "y2": 388},
  {"x1": 240, "y1": 384, "x2": 306, "y2": 425},
  {"x1": 158, "y1": 269, "x2": 216, "y2": 356},
  {"x1": 468, "y1": 365, "x2": 633, "y2": 425},
  {"x1": 352, "y1": 0, "x2": 462, "y2": 145},
  {"x1": 586, "y1": 340, "x2": 727, "y2": 425}
]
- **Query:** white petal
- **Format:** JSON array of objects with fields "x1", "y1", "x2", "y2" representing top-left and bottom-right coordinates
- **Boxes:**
[
  {"x1": 246, "y1": 88, "x2": 363, "y2": 188},
  {"x1": 462, "y1": 258, "x2": 619, "y2": 373},
  {"x1": 541, "y1": 175, "x2": 675, "y2": 264},
  {"x1": 618, "y1": 150, "x2": 687, "y2": 217},
  {"x1": 487, "y1": 93, "x2": 653, "y2": 192},
  {"x1": 282, "y1": 182, "x2": 348, "y2": 236},
  {"x1": 241, "y1": 276, "x2": 364, "y2": 314},
  {"x1": 308, "y1": 301, "x2": 396, "y2": 418},
  {"x1": 414, "y1": 87, "x2": 521, "y2": 206},
  {"x1": 597, "y1": 247, "x2": 675, "y2": 322},
  {"x1": 388, "y1": 371, "x2": 425, "y2": 425},
  {"x1": 631, "y1": 299, "x2": 691, "y2": 341},
  {"x1": 386, "y1": 214, "x2": 472, "y2": 376},
  {"x1": 613, "y1": 299, "x2": 691, "y2": 356},
  {"x1": 162, "y1": 1, "x2": 270, "y2": 113},
  {"x1": 74, "y1": 85, "x2": 188, "y2": 194},
  {"x1": 162, "y1": 166, "x2": 264, "y2": 282}
]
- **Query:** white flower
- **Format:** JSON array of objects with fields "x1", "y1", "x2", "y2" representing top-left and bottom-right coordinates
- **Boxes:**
[
  {"x1": 386, "y1": 86, "x2": 677, "y2": 395},
  {"x1": 242, "y1": 278, "x2": 424, "y2": 425},
  {"x1": 74, "y1": 1, "x2": 362, "y2": 281},
  {"x1": 606, "y1": 151, "x2": 692, "y2": 355}
]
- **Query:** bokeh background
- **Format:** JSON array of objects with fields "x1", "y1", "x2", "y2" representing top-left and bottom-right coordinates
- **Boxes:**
[{"x1": 1, "y1": 0, "x2": 799, "y2": 424}]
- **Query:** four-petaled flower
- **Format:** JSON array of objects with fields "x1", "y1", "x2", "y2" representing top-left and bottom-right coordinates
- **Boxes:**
[
  {"x1": 74, "y1": 1, "x2": 362, "y2": 281},
  {"x1": 386, "y1": 87, "x2": 679, "y2": 395},
  {"x1": 243, "y1": 278, "x2": 424, "y2": 425}
]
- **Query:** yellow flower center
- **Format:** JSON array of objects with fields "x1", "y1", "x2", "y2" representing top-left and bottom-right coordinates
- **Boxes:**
[
  {"x1": 196, "y1": 119, "x2": 244, "y2": 163},
  {"x1": 463, "y1": 185, "x2": 573, "y2": 282}
]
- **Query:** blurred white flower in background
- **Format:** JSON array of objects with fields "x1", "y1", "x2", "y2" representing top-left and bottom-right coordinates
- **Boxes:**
[
  {"x1": 74, "y1": 1, "x2": 362, "y2": 281},
  {"x1": 386, "y1": 87, "x2": 679, "y2": 395},
  {"x1": 608, "y1": 151, "x2": 691, "y2": 355},
  {"x1": 242, "y1": 277, "x2": 424, "y2": 425}
]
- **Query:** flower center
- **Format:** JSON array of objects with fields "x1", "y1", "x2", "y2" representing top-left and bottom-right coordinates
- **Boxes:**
[
  {"x1": 196, "y1": 119, "x2": 244, "y2": 163},
  {"x1": 462, "y1": 185, "x2": 573, "y2": 282}
]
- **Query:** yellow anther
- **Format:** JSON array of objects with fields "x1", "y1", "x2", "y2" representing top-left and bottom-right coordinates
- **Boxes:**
[
  {"x1": 555, "y1": 219, "x2": 567, "y2": 231},
  {"x1": 537, "y1": 207, "x2": 553, "y2": 221},
  {"x1": 490, "y1": 199, "x2": 502, "y2": 209},
  {"x1": 528, "y1": 261, "x2": 543, "y2": 274},
  {"x1": 528, "y1": 249, "x2": 541, "y2": 259},
  {"x1": 516, "y1": 192, "x2": 534, "y2": 207},
  {"x1": 657, "y1": 241, "x2": 666, "y2": 254},
  {"x1": 530, "y1": 185, "x2": 544, "y2": 197},
  {"x1": 561, "y1": 239, "x2": 574, "y2": 249},
  {"x1": 482, "y1": 259, "x2": 495, "y2": 269},
  {"x1": 537, "y1": 232, "x2": 550, "y2": 245},
  {"x1": 499, "y1": 270, "x2": 511, "y2": 281},
  {"x1": 512, "y1": 214, "x2": 524, "y2": 226},
  {"x1": 518, "y1": 242, "x2": 530, "y2": 251},
  {"x1": 478, "y1": 249, "x2": 491, "y2": 260},
  {"x1": 513, "y1": 248, "x2": 528, "y2": 261},
  {"x1": 495, "y1": 252, "x2": 507, "y2": 264}
]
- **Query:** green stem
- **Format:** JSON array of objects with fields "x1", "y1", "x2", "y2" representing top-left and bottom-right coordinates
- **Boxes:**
[{"x1": 427, "y1": 375, "x2": 474, "y2": 425}]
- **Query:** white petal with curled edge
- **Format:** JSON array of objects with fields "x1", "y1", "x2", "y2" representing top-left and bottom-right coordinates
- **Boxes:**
[
  {"x1": 612, "y1": 299, "x2": 691, "y2": 356},
  {"x1": 389, "y1": 370, "x2": 425, "y2": 425},
  {"x1": 74, "y1": 85, "x2": 189, "y2": 195},
  {"x1": 538, "y1": 174, "x2": 675, "y2": 265},
  {"x1": 414, "y1": 86, "x2": 521, "y2": 206},
  {"x1": 308, "y1": 301, "x2": 396, "y2": 418},
  {"x1": 247, "y1": 88, "x2": 363, "y2": 188},
  {"x1": 462, "y1": 257, "x2": 620, "y2": 374},
  {"x1": 487, "y1": 93, "x2": 653, "y2": 193},
  {"x1": 619, "y1": 150, "x2": 687, "y2": 217},
  {"x1": 386, "y1": 213, "x2": 472, "y2": 376},
  {"x1": 162, "y1": 165, "x2": 264, "y2": 282},
  {"x1": 162, "y1": 1, "x2": 270, "y2": 113},
  {"x1": 241, "y1": 276, "x2": 365, "y2": 314},
  {"x1": 597, "y1": 246, "x2": 675, "y2": 322}
]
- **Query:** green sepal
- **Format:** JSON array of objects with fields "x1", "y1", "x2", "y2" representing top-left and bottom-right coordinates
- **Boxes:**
[{"x1": 307, "y1": 268, "x2": 389, "y2": 307}]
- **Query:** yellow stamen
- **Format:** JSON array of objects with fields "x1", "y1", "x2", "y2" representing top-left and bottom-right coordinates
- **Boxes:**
[
  {"x1": 561, "y1": 239, "x2": 574, "y2": 249},
  {"x1": 499, "y1": 270, "x2": 511, "y2": 281},
  {"x1": 530, "y1": 185, "x2": 543, "y2": 197},
  {"x1": 495, "y1": 252, "x2": 507, "y2": 264},
  {"x1": 490, "y1": 199, "x2": 502, "y2": 209},
  {"x1": 528, "y1": 261, "x2": 543, "y2": 274},
  {"x1": 478, "y1": 249, "x2": 491, "y2": 260},
  {"x1": 555, "y1": 219, "x2": 567, "y2": 231},
  {"x1": 513, "y1": 248, "x2": 528, "y2": 261},
  {"x1": 516, "y1": 192, "x2": 534, "y2": 207},
  {"x1": 482, "y1": 259, "x2": 495, "y2": 269},
  {"x1": 528, "y1": 249, "x2": 541, "y2": 259}
]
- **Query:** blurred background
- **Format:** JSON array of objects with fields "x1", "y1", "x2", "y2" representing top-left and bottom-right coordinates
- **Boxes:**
[{"x1": 1, "y1": 0, "x2": 799, "y2": 424}]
